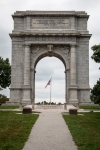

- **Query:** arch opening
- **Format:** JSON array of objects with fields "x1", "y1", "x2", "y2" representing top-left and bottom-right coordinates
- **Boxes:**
[
  {"x1": 34, "y1": 51, "x2": 66, "y2": 69},
  {"x1": 35, "y1": 56, "x2": 65, "y2": 104}
]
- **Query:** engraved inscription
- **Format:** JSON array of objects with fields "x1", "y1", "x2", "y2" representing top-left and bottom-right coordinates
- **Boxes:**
[{"x1": 32, "y1": 19, "x2": 70, "y2": 29}]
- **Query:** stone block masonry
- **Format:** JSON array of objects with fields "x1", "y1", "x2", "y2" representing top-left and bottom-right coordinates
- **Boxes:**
[{"x1": 9, "y1": 11, "x2": 92, "y2": 105}]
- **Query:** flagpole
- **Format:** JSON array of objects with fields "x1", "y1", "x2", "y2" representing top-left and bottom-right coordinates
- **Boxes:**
[{"x1": 50, "y1": 77, "x2": 52, "y2": 105}]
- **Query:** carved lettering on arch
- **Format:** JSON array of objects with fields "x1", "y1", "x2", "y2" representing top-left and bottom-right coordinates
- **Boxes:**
[{"x1": 31, "y1": 18, "x2": 70, "y2": 29}]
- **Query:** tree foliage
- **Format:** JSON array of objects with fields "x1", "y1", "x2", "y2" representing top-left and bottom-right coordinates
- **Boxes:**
[
  {"x1": 90, "y1": 79, "x2": 100, "y2": 104},
  {"x1": 91, "y1": 44, "x2": 100, "y2": 104},
  {"x1": 0, "y1": 57, "x2": 11, "y2": 89},
  {"x1": 91, "y1": 44, "x2": 100, "y2": 64}
]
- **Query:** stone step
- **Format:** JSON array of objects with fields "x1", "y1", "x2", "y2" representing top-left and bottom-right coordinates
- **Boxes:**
[{"x1": 36, "y1": 105, "x2": 63, "y2": 109}]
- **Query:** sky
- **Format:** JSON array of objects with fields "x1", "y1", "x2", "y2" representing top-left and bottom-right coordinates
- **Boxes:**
[{"x1": 0, "y1": 0, "x2": 100, "y2": 103}]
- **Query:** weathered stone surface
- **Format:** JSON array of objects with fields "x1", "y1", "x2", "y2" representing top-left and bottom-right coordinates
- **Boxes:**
[{"x1": 9, "y1": 11, "x2": 92, "y2": 105}]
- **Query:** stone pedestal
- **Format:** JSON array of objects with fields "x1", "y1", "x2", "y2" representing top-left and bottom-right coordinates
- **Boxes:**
[
  {"x1": 23, "y1": 107, "x2": 32, "y2": 114},
  {"x1": 69, "y1": 109, "x2": 77, "y2": 115}
]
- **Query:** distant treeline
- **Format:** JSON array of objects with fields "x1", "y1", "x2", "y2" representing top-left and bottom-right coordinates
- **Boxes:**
[{"x1": 35, "y1": 101, "x2": 63, "y2": 105}]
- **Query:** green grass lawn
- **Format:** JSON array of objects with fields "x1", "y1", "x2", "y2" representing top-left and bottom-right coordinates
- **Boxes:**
[
  {"x1": 0, "y1": 111, "x2": 39, "y2": 150},
  {"x1": 79, "y1": 106, "x2": 100, "y2": 110},
  {"x1": 63, "y1": 112, "x2": 100, "y2": 150},
  {"x1": 0, "y1": 105, "x2": 19, "y2": 109}
]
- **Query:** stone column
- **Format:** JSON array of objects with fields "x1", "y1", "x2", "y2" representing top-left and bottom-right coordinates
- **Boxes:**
[
  {"x1": 69, "y1": 45, "x2": 78, "y2": 104},
  {"x1": 31, "y1": 67, "x2": 35, "y2": 109},
  {"x1": 65, "y1": 69, "x2": 70, "y2": 103},
  {"x1": 65, "y1": 69, "x2": 67, "y2": 103},
  {"x1": 64, "y1": 70, "x2": 67, "y2": 110},
  {"x1": 31, "y1": 68, "x2": 36, "y2": 104},
  {"x1": 24, "y1": 45, "x2": 31, "y2": 85},
  {"x1": 70, "y1": 45, "x2": 77, "y2": 85},
  {"x1": 34, "y1": 69, "x2": 36, "y2": 104},
  {"x1": 22, "y1": 45, "x2": 31, "y2": 104},
  {"x1": 31, "y1": 68, "x2": 34, "y2": 103}
]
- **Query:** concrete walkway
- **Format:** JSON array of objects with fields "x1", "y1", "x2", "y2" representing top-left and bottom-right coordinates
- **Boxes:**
[{"x1": 22, "y1": 108, "x2": 77, "y2": 150}]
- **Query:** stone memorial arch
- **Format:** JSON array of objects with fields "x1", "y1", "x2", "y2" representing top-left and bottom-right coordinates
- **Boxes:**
[{"x1": 9, "y1": 11, "x2": 92, "y2": 105}]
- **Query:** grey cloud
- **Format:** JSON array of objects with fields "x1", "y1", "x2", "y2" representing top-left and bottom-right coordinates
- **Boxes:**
[
  {"x1": 62, "y1": 0, "x2": 100, "y2": 12},
  {"x1": 36, "y1": 69, "x2": 54, "y2": 81},
  {"x1": 36, "y1": 57, "x2": 65, "y2": 81}
]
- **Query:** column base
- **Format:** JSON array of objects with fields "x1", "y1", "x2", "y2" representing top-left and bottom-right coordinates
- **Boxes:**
[
  {"x1": 68, "y1": 85, "x2": 78, "y2": 105},
  {"x1": 64, "y1": 103, "x2": 67, "y2": 110},
  {"x1": 22, "y1": 99, "x2": 31, "y2": 105},
  {"x1": 79, "y1": 102, "x2": 94, "y2": 105},
  {"x1": 68, "y1": 99, "x2": 78, "y2": 104},
  {"x1": 6, "y1": 101, "x2": 20, "y2": 105}
]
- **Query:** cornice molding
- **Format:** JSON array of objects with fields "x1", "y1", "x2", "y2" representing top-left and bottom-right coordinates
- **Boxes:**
[
  {"x1": 9, "y1": 32, "x2": 92, "y2": 38},
  {"x1": 12, "y1": 11, "x2": 89, "y2": 18}
]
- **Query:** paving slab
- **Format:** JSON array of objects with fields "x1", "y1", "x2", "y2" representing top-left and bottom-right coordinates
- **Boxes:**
[{"x1": 22, "y1": 109, "x2": 77, "y2": 150}]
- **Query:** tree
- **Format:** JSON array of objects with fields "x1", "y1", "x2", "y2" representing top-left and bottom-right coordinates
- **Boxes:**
[
  {"x1": 90, "y1": 44, "x2": 100, "y2": 104},
  {"x1": 90, "y1": 79, "x2": 100, "y2": 104},
  {"x1": 0, "y1": 57, "x2": 11, "y2": 89},
  {"x1": 57, "y1": 102, "x2": 62, "y2": 105},
  {"x1": 91, "y1": 44, "x2": 100, "y2": 69}
]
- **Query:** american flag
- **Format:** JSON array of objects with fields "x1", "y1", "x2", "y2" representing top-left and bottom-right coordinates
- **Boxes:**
[{"x1": 45, "y1": 79, "x2": 51, "y2": 88}]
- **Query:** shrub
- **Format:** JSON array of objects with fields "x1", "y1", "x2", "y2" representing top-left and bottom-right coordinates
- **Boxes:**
[{"x1": 0, "y1": 94, "x2": 9, "y2": 103}]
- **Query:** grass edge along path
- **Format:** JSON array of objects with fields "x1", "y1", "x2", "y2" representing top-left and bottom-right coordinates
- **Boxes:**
[
  {"x1": 0, "y1": 111, "x2": 39, "y2": 150},
  {"x1": 79, "y1": 105, "x2": 100, "y2": 110},
  {"x1": 0, "y1": 105, "x2": 19, "y2": 109},
  {"x1": 63, "y1": 112, "x2": 100, "y2": 150}
]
